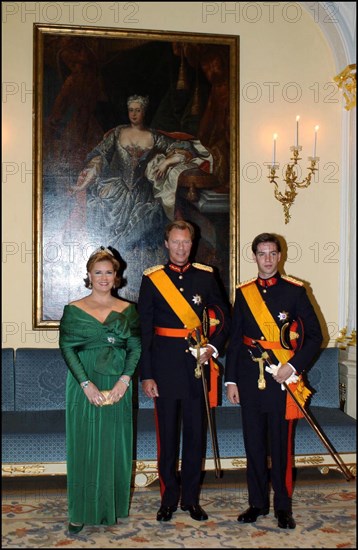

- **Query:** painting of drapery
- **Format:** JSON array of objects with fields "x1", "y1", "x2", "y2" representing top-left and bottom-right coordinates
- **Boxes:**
[{"x1": 33, "y1": 24, "x2": 239, "y2": 327}]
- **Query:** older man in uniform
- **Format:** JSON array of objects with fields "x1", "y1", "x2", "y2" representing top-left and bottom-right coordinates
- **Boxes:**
[
  {"x1": 225, "y1": 232, "x2": 323, "y2": 529},
  {"x1": 138, "y1": 220, "x2": 230, "y2": 522}
]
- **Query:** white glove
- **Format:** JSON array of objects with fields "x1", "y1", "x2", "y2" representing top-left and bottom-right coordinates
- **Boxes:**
[
  {"x1": 285, "y1": 372, "x2": 299, "y2": 385},
  {"x1": 189, "y1": 346, "x2": 208, "y2": 364},
  {"x1": 265, "y1": 363, "x2": 280, "y2": 376},
  {"x1": 265, "y1": 363, "x2": 298, "y2": 390}
]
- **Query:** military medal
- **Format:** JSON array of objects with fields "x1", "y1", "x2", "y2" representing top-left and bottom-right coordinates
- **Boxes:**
[
  {"x1": 192, "y1": 294, "x2": 202, "y2": 305},
  {"x1": 278, "y1": 311, "x2": 289, "y2": 321}
]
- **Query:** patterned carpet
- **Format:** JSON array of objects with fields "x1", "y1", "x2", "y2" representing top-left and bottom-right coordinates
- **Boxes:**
[{"x1": 2, "y1": 470, "x2": 356, "y2": 548}]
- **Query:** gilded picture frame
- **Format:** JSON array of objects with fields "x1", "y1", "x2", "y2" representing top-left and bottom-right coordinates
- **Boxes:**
[{"x1": 33, "y1": 23, "x2": 239, "y2": 328}]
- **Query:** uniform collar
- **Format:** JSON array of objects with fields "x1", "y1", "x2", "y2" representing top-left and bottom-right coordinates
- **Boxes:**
[
  {"x1": 257, "y1": 272, "x2": 280, "y2": 287},
  {"x1": 168, "y1": 262, "x2": 191, "y2": 273}
]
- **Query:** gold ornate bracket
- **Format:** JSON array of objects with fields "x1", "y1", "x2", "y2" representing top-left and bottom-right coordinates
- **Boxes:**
[
  {"x1": 333, "y1": 64, "x2": 356, "y2": 111},
  {"x1": 336, "y1": 327, "x2": 356, "y2": 349}
]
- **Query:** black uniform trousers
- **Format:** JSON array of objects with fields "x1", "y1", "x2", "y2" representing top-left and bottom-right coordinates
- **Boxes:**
[
  {"x1": 154, "y1": 393, "x2": 206, "y2": 508},
  {"x1": 241, "y1": 403, "x2": 291, "y2": 512}
]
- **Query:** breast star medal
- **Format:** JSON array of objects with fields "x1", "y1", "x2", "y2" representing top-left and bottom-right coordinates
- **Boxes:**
[
  {"x1": 192, "y1": 294, "x2": 202, "y2": 305},
  {"x1": 278, "y1": 311, "x2": 289, "y2": 322}
]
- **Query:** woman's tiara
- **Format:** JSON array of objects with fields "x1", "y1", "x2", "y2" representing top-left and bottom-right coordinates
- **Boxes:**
[{"x1": 89, "y1": 246, "x2": 114, "y2": 258}]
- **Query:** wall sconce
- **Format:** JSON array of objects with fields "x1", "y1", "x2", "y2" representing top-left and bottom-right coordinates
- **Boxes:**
[{"x1": 268, "y1": 117, "x2": 319, "y2": 224}]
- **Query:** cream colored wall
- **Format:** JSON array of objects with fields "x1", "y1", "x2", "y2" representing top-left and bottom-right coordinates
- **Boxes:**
[{"x1": 2, "y1": 2, "x2": 341, "y2": 348}]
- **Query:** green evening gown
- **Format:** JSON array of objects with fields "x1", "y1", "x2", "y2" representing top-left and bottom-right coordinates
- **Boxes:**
[{"x1": 59, "y1": 303, "x2": 141, "y2": 525}]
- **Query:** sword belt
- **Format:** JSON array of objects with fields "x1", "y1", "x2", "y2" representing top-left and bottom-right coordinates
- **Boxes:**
[
  {"x1": 243, "y1": 335, "x2": 285, "y2": 350},
  {"x1": 154, "y1": 326, "x2": 202, "y2": 338}
]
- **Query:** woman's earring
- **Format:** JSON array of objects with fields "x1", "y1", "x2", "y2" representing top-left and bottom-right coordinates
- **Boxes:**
[{"x1": 89, "y1": 281, "x2": 93, "y2": 289}]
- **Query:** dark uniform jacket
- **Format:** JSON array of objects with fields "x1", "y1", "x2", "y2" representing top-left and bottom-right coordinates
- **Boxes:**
[
  {"x1": 138, "y1": 262, "x2": 231, "y2": 400},
  {"x1": 225, "y1": 273, "x2": 323, "y2": 413}
]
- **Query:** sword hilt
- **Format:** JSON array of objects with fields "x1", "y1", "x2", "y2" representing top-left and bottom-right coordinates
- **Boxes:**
[{"x1": 190, "y1": 328, "x2": 203, "y2": 378}]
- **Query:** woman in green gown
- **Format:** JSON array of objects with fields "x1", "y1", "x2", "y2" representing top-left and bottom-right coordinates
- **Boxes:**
[{"x1": 59, "y1": 247, "x2": 141, "y2": 533}]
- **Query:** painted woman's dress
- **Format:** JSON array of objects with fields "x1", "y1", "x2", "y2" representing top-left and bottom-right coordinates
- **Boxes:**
[
  {"x1": 84, "y1": 125, "x2": 212, "y2": 301},
  {"x1": 59, "y1": 303, "x2": 141, "y2": 525}
]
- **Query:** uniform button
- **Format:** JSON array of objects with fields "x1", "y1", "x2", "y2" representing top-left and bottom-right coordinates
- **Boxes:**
[
  {"x1": 180, "y1": 288, "x2": 184, "y2": 292},
  {"x1": 263, "y1": 289, "x2": 267, "y2": 293},
  {"x1": 185, "y1": 349, "x2": 189, "y2": 353},
  {"x1": 260, "y1": 336, "x2": 265, "y2": 340},
  {"x1": 179, "y1": 275, "x2": 183, "y2": 279}
]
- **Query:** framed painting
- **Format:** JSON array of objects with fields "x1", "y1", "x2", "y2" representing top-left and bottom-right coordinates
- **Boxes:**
[{"x1": 33, "y1": 24, "x2": 239, "y2": 328}]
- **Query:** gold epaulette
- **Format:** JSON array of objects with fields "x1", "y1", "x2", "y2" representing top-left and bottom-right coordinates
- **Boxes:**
[
  {"x1": 143, "y1": 264, "x2": 165, "y2": 276},
  {"x1": 192, "y1": 262, "x2": 213, "y2": 272},
  {"x1": 281, "y1": 274, "x2": 304, "y2": 286},
  {"x1": 236, "y1": 277, "x2": 257, "y2": 289}
]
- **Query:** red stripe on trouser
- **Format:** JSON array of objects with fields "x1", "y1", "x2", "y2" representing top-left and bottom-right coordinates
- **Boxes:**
[
  {"x1": 285, "y1": 419, "x2": 293, "y2": 497},
  {"x1": 154, "y1": 399, "x2": 165, "y2": 498},
  {"x1": 208, "y1": 358, "x2": 219, "y2": 407}
]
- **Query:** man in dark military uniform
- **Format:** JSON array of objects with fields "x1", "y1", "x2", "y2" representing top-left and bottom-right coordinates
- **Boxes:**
[
  {"x1": 225, "y1": 233, "x2": 323, "y2": 529},
  {"x1": 138, "y1": 220, "x2": 230, "y2": 522}
]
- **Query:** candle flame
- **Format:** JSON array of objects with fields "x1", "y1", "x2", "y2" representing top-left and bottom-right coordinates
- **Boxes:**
[
  {"x1": 273, "y1": 133, "x2": 278, "y2": 140},
  {"x1": 315, "y1": 125, "x2": 319, "y2": 131},
  {"x1": 296, "y1": 115, "x2": 300, "y2": 122}
]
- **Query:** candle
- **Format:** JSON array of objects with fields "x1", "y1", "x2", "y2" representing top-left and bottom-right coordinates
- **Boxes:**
[
  {"x1": 313, "y1": 125, "x2": 319, "y2": 157},
  {"x1": 272, "y1": 133, "x2": 277, "y2": 166},
  {"x1": 296, "y1": 116, "x2": 300, "y2": 147}
]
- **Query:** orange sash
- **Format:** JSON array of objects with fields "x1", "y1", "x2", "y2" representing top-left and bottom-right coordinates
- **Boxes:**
[{"x1": 148, "y1": 269, "x2": 201, "y2": 329}]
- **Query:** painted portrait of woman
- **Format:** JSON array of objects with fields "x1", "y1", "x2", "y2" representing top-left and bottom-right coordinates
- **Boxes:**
[
  {"x1": 37, "y1": 28, "x2": 238, "y2": 324},
  {"x1": 72, "y1": 94, "x2": 213, "y2": 301}
]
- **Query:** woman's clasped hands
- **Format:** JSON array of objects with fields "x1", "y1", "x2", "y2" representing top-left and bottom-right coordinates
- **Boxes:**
[
  {"x1": 82, "y1": 377, "x2": 130, "y2": 406},
  {"x1": 105, "y1": 377, "x2": 130, "y2": 405}
]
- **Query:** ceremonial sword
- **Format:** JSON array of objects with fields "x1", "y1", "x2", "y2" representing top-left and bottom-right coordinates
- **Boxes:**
[
  {"x1": 250, "y1": 341, "x2": 354, "y2": 482},
  {"x1": 191, "y1": 327, "x2": 221, "y2": 478}
]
